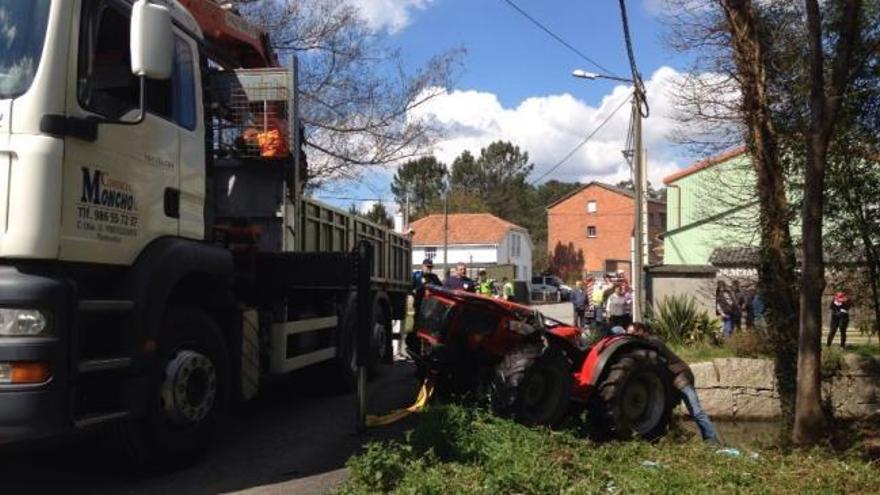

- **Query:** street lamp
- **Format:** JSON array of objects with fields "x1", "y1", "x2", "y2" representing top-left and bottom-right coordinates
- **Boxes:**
[
  {"x1": 571, "y1": 68, "x2": 648, "y2": 321},
  {"x1": 571, "y1": 69, "x2": 634, "y2": 84}
]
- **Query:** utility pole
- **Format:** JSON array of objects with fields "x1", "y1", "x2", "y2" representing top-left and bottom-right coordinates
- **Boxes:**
[
  {"x1": 631, "y1": 86, "x2": 647, "y2": 322},
  {"x1": 404, "y1": 190, "x2": 409, "y2": 230},
  {"x1": 443, "y1": 186, "x2": 449, "y2": 278},
  {"x1": 569, "y1": 69, "x2": 647, "y2": 318}
]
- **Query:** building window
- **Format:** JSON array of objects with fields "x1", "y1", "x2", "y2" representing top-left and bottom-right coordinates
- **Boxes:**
[
  {"x1": 424, "y1": 247, "x2": 436, "y2": 260},
  {"x1": 660, "y1": 213, "x2": 667, "y2": 228},
  {"x1": 510, "y1": 234, "x2": 521, "y2": 257},
  {"x1": 587, "y1": 200, "x2": 597, "y2": 213},
  {"x1": 587, "y1": 226, "x2": 597, "y2": 238}
]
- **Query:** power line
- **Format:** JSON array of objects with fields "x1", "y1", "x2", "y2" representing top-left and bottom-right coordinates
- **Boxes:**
[
  {"x1": 499, "y1": 0, "x2": 620, "y2": 78},
  {"x1": 618, "y1": 0, "x2": 649, "y2": 118},
  {"x1": 530, "y1": 95, "x2": 632, "y2": 185}
]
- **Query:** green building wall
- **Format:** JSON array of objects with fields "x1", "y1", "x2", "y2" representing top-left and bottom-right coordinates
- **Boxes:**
[{"x1": 663, "y1": 153, "x2": 759, "y2": 265}]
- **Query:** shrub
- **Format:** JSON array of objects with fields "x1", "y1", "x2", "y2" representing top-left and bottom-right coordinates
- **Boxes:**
[
  {"x1": 821, "y1": 345, "x2": 845, "y2": 377},
  {"x1": 646, "y1": 294, "x2": 721, "y2": 346}
]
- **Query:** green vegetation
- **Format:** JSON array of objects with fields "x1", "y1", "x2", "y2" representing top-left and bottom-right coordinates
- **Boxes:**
[
  {"x1": 645, "y1": 294, "x2": 722, "y2": 346},
  {"x1": 669, "y1": 342, "x2": 740, "y2": 364},
  {"x1": 338, "y1": 404, "x2": 880, "y2": 494},
  {"x1": 669, "y1": 341, "x2": 879, "y2": 368}
]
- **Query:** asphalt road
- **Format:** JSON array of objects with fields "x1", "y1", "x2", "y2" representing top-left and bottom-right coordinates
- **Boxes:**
[{"x1": 0, "y1": 362, "x2": 420, "y2": 495}]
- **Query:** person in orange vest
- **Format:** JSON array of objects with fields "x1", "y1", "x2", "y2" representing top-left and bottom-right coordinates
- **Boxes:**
[{"x1": 237, "y1": 102, "x2": 291, "y2": 158}]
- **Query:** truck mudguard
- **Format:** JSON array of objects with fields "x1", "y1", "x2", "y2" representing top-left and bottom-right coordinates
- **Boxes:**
[{"x1": 125, "y1": 237, "x2": 234, "y2": 341}]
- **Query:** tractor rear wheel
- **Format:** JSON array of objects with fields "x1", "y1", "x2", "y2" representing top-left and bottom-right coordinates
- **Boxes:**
[
  {"x1": 589, "y1": 348, "x2": 673, "y2": 441},
  {"x1": 492, "y1": 343, "x2": 572, "y2": 426}
]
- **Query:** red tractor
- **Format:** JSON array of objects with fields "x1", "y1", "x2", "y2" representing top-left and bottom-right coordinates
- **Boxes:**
[{"x1": 414, "y1": 287, "x2": 674, "y2": 440}]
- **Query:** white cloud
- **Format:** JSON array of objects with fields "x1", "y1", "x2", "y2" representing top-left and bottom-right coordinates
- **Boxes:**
[
  {"x1": 348, "y1": 0, "x2": 435, "y2": 34},
  {"x1": 410, "y1": 66, "x2": 693, "y2": 187}
]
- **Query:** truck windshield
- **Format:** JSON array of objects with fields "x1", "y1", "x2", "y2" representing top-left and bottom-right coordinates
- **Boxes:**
[{"x1": 0, "y1": 0, "x2": 51, "y2": 99}]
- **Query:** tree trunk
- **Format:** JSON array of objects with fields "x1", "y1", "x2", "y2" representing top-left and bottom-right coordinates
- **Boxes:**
[
  {"x1": 793, "y1": 0, "x2": 861, "y2": 445},
  {"x1": 794, "y1": 137, "x2": 827, "y2": 444},
  {"x1": 720, "y1": 0, "x2": 800, "y2": 432}
]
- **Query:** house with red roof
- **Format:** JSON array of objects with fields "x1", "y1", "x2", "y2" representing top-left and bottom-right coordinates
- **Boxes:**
[
  {"x1": 662, "y1": 146, "x2": 758, "y2": 265},
  {"x1": 408, "y1": 213, "x2": 533, "y2": 281},
  {"x1": 546, "y1": 182, "x2": 666, "y2": 281}
]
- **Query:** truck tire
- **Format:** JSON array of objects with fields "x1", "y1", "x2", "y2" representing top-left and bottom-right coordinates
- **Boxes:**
[
  {"x1": 491, "y1": 343, "x2": 572, "y2": 426},
  {"x1": 370, "y1": 299, "x2": 392, "y2": 367},
  {"x1": 117, "y1": 307, "x2": 229, "y2": 470},
  {"x1": 588, "y1": 348, "x2": 672, "y2": 441},
  {"x1": 333, "y1": 293, "x2": 358, "y2": 391},
  {"x1": 333, "y1": 293, "x2": 387, "y2": 390}
]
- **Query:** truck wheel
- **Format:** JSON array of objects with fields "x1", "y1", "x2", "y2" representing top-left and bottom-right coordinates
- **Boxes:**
[
  {"x1": 333, "y1": 293, "x2": 386, "y2": 390},
  {"x1": 333, "y1": 293, "x2": 358, "y2": 391},
  {"x1": 119, "y1": 307, "x2": 229, "y2": 469},
  {"x1": 492, "y1": 344, "x2": 572, "y2": 426},
  {"x1": 589, "y1": 348, "x2": 672, "y2": 441}
]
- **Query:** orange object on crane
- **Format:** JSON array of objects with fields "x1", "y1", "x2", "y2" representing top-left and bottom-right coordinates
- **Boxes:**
[{"x1": 178, "y1": 0, "x2": 279, "y2": 68}]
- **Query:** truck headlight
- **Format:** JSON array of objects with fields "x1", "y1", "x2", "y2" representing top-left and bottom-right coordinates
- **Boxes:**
[{"x1": 0, "y1": 309, "x2": 50, "y2": 336}]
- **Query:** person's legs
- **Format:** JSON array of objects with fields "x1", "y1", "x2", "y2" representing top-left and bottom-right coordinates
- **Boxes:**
[
  {"x1": 680, "y1": 384, "x2": 719, "y2": 442},
  {"x1": 840, "y1": 316, "x2": 849, "y2": 348},
  {"x1": 722, "y1": 317, "x2": 734, "y2": 338},
  {"x1": 827, "y1": 315, "x2": 839, "y2": 347}
]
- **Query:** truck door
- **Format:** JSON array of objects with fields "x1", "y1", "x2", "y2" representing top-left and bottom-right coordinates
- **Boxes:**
[
  {"x1": 60, "y1": 0, "x2": 185, "y2": 265},
  {"x1": 176, "y1": 36, "x2": 205, "y2": 241}
]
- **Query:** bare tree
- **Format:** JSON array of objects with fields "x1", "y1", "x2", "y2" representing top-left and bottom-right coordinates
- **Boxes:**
[
  {"x1": 230, "y1": 0, "x2": 463, "y2": 185},
  {"x1": 720, "y1": 0, "x2": 802, "y2": 433},
  {"x1": 665, "y1": 0, "x2": 801, "y2": 430},
  {"x1": 665, "y1": 0, "x2": 877, "y2": 444}
]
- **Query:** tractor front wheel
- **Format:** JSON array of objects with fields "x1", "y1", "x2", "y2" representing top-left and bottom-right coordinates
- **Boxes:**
[{"x1": 492, "y1": 343, "x2": 572, "y2": 426}]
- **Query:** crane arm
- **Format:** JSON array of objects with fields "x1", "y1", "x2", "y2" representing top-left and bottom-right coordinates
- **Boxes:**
[{"x1": 178, "y1": 0, "x2": 278, "y2": 68}]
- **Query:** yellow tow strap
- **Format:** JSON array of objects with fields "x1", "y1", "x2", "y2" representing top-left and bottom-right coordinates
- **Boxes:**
[{"x1": 366, "y1": 380, "x2": 434, "y2": 427}]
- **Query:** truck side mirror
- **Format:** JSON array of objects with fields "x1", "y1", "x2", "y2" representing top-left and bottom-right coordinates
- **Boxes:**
[{"x1": 130, "y1": 0, "x2": 173, "y2": 80}]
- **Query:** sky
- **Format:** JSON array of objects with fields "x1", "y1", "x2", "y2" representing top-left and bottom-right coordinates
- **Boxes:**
[{"x1": 324, "y1": 0, "x2": 707, "y2": 213}]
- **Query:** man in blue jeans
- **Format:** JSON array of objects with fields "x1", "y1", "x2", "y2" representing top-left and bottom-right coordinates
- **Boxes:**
[{"x1": 627, "y1": 322, "x2": 720, "y2": 443}]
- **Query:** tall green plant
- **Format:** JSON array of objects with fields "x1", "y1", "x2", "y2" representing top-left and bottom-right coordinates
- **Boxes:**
[{"x1": 646, "y1": 294, "x2": 721, "y2": 346}]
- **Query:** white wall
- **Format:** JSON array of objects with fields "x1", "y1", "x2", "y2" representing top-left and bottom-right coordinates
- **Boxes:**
[
  {"x1": 413, "y1": 244, "x2": 498, "y2": 266},
  {"x1": 412, "y1": 230, "x2": 533, "y2": 281},
  {"x1": 498, "y1": 230, "x2": 532, "y2": 281}
]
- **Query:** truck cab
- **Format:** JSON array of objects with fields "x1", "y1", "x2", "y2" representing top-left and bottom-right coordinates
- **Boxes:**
[{"x1": 0, "y1": 0, "x2": 410, "y2": 463}]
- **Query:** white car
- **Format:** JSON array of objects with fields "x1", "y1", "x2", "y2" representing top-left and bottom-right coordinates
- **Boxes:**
[{"x1": 531, "y1": 275, "x2": 571, "y2": 301}]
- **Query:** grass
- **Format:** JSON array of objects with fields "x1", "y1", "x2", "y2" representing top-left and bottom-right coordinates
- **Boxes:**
[
  {"x1": 670, "y1": 342, "x2": 740, "y2": 363},
  {"x1": 670, "y1": 341, "x2": 879, "y2": 367},
  {"x1": 337, "y1": 404, "x2": 880, "y2": 495}
]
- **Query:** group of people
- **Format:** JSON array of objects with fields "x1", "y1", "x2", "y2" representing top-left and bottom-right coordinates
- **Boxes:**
[
  {"x1": 715, "y1": 280, "x2": 757, "y2": 337},
  {"x1": 411, "y1": 259, "x2": 515, "y2": 307},
  {"x1": 716, "y1": 280, "x2": 853, "y2": 346},
  {"x1": 570, "y1": 273, "x2": 634, "y2": 329}
]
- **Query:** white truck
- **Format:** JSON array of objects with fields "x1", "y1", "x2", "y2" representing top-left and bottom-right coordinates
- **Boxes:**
[{"x1": 0, "y1": 0, "x2": 410, "y2": 464}]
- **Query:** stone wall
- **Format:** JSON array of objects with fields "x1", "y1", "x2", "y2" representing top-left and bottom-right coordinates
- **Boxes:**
[{"x1": 681, "y1": 355, "x2": 880, "y2": 420}]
